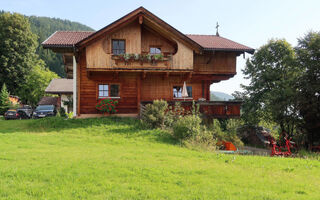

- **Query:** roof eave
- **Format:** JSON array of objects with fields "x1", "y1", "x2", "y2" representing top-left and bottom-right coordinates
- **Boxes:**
[
  {"x1": 203, "y1": 48, "x2": 255, "y2": 54},
  {"x1": 45, "y1": 91, "x2": 73, "y2": 94}
]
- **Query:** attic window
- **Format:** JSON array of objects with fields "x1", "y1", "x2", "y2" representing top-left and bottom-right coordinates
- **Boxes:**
[
  {"x1": 150, "y1": 47, "x2": 161, "y2": 55},
  {"x1": 112, "y1": 40, "x2": 125, "y2": 55}
]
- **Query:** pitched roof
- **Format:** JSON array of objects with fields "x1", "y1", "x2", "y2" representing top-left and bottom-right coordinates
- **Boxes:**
[
  {"x1": 45, "y1": 78, "x2": 73, "y2": 94},
  {"x1": 43, "y1": 31, "x2": 254, "y2": 53},
  {"x1": 42, "y1": 31, "x2": 94, "y2": 48},
  {"x1": 186, "y1": 34, "x2": 254, "y2": 54},
  {"x1": 38, "y1": 97, "x2": 59, "y2": 106},
  {"x1": 75, "y1": 6, "x2": 202, "y2": 51},
  {"x1": 41, "y1": 7, "x2": 254, "y2": 54}
]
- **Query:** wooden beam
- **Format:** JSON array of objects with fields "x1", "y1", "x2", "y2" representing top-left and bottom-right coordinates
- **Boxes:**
[
  {"x1": 206, "y1": 54, "x2": 215, "y2": 64},
  {"x1": 143, "y1": 15, "x2": 202, "y2": 53},
  {"x1": 192, "y1": 74, "x2": 233, "y2": 81},
  {"x1": 76, "y1": 58, "x2": 81, "y2": 116},
  {"x1": 165, "y1": 72, "x2": 169, "y2": 79},
  {"x1": 137, "y1": 74, "x2": 141, "y2": 112},
  {"x1": 139, "y1": 15, "x2": 143, "y2": 24},
  {"x1": 206, "y1": 81, "x2": 210, "y2": 100},
  {"x1": 142, "y1": 71, "x2": 147, "y2": 80},
  {"x1": 188, "y1": 72, "x2": 192, "y2": 80},
  {"x1": 113, "y1": 71, "x2": 119, "y2": 80},
  {"x1": 87, "y1": 68, "x2": 193, "y2": 73},
  {"x1": 142, "y1": 24, "x2": 177, "y2": 51},
  {"x1": 202, "y1": 80, "x2": 205, "y2": 98}
]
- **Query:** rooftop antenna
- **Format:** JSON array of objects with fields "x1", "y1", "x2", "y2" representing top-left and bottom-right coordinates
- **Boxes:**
[{"x1": 216, "y1": 22, "x2": 220, "y2": 36}]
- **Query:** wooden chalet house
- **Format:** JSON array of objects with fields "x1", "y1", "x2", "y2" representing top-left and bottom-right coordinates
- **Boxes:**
[{"x1": 42, "y1": 7, "x2": 254, "y2": 118}]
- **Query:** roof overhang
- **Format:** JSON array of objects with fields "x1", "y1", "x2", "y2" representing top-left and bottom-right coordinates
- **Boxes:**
[{"x1": 203, "y1": 48, "x2": 255, "y2": 54}]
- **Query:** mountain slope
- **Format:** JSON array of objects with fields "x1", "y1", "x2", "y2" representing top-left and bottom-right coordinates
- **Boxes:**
[
  {"x1": 210, "y1": 91, "x2": 235, "y2": 101},
  {"x1": 28, "y1": 16, "x2": 94, "y2": 77}
]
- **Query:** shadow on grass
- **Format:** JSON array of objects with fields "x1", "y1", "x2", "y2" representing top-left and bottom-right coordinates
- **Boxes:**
[{"x1": 0, "y1": 116, "x2": 178, "y2": 146}]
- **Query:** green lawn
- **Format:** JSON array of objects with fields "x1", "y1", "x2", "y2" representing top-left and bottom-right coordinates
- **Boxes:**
[{"x1": 0, "y1": 117, "x2": 319, "y2": 200}]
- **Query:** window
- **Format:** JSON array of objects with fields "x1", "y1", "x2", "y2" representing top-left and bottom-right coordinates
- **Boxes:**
[
  {"x1": 98, "y1": 84, "x2": 120, "y2": 98},
  {"x1": 187, "y1": 86, "x2": 192, "y2": 97},
  {"x1": 173, "y1": 86, "x2": 182, "y2": 98},
  {"x1": 150, "y1": 47, "x2": 161, "y2": 55},
  {"x1": 112, "y1": 40, "x2": 125, "y2": 55},
  {"x1": 173, "y1": 86, "x2": 192, "y2": 98},
  {"x1": 110, "y1": 85, "x2": 119, "y2": 97},
  {"x1": 99, "y1": 84, "x2": 109, "y2": 98}
]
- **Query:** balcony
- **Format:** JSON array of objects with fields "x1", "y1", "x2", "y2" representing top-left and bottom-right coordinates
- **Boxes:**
[{"x1": 111, "y1": 54, "x2": 172, "y2": 69}]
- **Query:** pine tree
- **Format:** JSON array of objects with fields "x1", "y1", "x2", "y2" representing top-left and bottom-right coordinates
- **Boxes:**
[{"x1": 0, "y1": 83, "x2": 11, "y2": 114}]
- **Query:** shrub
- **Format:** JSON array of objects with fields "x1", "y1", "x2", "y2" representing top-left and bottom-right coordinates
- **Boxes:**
[
  {"x1": 211, "y1": 119, "x2": 243, "y2": 147},
  {"x1": 96, "y1": 98, "x2": 118, "y2": 114},
  {"x1": 59, "y1": 107, "x2": 67, "y2": 118},
  {"x1": 141, "y1": 100, "x2": 168, "y2": 129},
  {"x1": 164, "y1": 102, "x2": 185, "y2": 128},
  {"x1": 67, "y1": 112, "x2": 73, "y2": 119},
  {"x1": 173, "y1": 114, "x2": 202, "y2": 140}
]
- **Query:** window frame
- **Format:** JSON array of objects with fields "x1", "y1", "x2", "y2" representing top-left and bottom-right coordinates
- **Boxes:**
[
  {"x1": 112, "y1": 39, "x2": 126, "y2": 55},
  {"x1": 173, "y1": 85, "x2": 193, "y2": 99},
  {"x1": 149, "y1": 46, "x2": 162, "y2": 55},
  {"x1": 97, "y1": 83, "x2": 121, "y2": 99}
]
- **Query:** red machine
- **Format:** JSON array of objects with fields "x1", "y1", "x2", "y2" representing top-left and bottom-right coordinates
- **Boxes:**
[{"x1": 268, "y1": 136, "x2": 295, "y2": 157}]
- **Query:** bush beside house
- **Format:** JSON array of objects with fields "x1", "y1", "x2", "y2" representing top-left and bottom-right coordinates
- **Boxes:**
[{"x1": 141, "y1": 100, "x2": 243, "y2": 150}]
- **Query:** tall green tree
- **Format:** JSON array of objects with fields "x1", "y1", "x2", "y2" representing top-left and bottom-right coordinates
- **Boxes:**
[
  {"x1": 241, "y1": 39, "x2": 301, "y2": 135},
  {"x1": 0, "y1": 83, "x2": 11, "y2": 114},
  {"x1": 0, "y1": 12, "x2": 38, "y2": 94},
  {"x1": 19, "y1": 61, "x2": 58, "y2": 106},
  {"x1": 295, "y1": 31, "x2": 320, "y2": 146}
]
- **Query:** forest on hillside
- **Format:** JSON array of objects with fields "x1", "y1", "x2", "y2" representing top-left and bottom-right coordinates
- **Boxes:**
[
  {"x1": 0, "y1": 10, "x2": 94, "y2": 77},
  {"x1": 29, "y1": 16, "x2": 94, "y2": 77}
]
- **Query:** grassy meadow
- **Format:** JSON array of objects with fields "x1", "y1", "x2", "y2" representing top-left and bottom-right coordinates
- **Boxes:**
[{"x1": 0, "y1": 117, "x2": 319, "y2": 199}]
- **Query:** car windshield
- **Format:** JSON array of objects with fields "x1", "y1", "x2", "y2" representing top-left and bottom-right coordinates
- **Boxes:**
[{"x1": 36, "y1": 105, "x2": 54, "y2": 111}]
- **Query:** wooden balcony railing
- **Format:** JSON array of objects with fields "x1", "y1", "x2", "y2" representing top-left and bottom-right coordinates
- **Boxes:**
[
  {"x1": 111, "y1": 54, "x2": 172, "y2": 69},
  {"x1": 140, "y1": 100, "x2": 242, "y2": 118}
]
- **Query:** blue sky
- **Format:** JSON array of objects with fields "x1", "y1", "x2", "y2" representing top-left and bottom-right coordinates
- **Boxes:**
[{"x1": 1, "y1": 0, "x2": 320, "y2": 94}]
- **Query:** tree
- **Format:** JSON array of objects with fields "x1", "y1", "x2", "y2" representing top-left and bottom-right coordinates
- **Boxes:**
[
  {"x1": 18, "y1": 61, "x2": 58, "y2": 106},
  {"x1": 0, "y1": 12, "x2": 38, "y2": 94},
  {"x1": 0, "y1": 83, "x2": 11, "y2": 114},
  {"x1": 241, "y1": 39, "x2": 301, "y2": 135},
  {"x1": 295, "y1": 31, "x2": 320, "y2": 146}
]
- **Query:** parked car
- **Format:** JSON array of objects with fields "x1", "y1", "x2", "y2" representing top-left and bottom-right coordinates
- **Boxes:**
[
  {"x1": 17, "y1": 105, "x2": 33, "y2": 118},
  {"x1": 33, "y1": 105, "x2": 57, "y2": 118},
  {"x1": 4, "y1": 109, "x2": 30, "y2": 120}
]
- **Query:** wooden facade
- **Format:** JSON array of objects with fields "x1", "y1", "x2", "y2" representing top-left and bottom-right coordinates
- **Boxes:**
[{"x1": 43, "y1": 7, "x2": 254, "y2": 118}]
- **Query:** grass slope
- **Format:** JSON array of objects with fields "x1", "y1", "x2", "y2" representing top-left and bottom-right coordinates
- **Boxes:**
[{"x1": 0, "y1": 117, "x2": 319, "y2": 199}]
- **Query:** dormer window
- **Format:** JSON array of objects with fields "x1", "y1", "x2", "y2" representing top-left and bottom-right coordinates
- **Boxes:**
[
  {"x1": 150, "y1": 47, "x2": 161, "y2": 55},
  {"x1": 112, "y1": 40, "x2": 125, "y2": 55}
]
